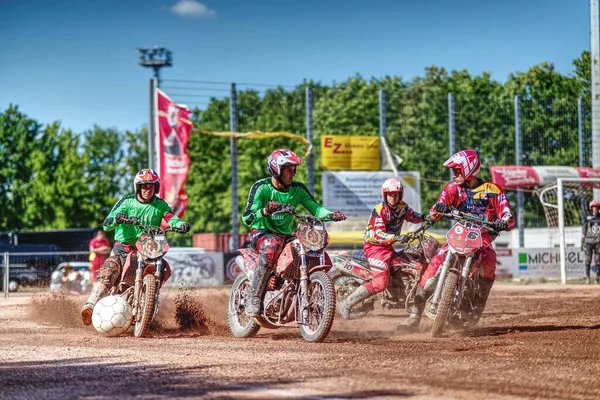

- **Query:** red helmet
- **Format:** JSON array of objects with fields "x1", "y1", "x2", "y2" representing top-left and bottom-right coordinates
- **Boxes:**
[
  {"x1": 381, "y1": 177, "x2": 404, "y2": 203},
  {"x1": 590, "y1": 200, "x2": 600, "y2": 209},
  {"x1": 444, "y1": 149, "x2": 480, "y2": 180},
  {"x1": 267, "y1": 149, "x2": 302, "y2": 178},
  {"x1": 133, "y1": 169, "x2": 160, "y2": 193}
]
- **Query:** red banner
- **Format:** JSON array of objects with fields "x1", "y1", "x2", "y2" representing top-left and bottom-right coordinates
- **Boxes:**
[
  {"x1": 490, "y1": 166, "x2": 600, "y2": 189},
  {"x1": 156, "y1": 89, "x2": 192, "y2": 217}
]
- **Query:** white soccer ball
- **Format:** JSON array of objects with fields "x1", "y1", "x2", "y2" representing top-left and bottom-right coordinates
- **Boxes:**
[{"x1": 92, "y1": 295, "x2": 133, "y2": 337}]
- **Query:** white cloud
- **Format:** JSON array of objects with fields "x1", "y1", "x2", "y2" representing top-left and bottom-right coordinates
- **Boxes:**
[{"x1": 171, "y1": 0, "x2": 216, "y2": 18}]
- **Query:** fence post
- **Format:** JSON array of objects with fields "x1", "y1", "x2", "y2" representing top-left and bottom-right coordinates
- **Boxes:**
[
  {"x1": 579, "y1": 98, "x2": 586, "y2": 167},
  {"x1": 3, "y1": 252, "x2": 8, "y2": 298},
  {"x1": 448, "y1": 93, "x2": 456, "y2": 181},
  {"x1": 379, "y1": 90, "x2": 387, "y2": 171},
  {"x1": 515, "y1": 95, "x2": 525, "y2": 247},
  {"x1": 229, "y1": 83, "x2": 239, "y2": 251},
  {"x1": 305, "y1": 85, "x2": 315, "y2": 194}
]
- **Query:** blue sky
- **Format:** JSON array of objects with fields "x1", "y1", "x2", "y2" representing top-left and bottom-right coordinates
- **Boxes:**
[{"x1": 0, "y1": 0, "x2": 591, "y2": 134}]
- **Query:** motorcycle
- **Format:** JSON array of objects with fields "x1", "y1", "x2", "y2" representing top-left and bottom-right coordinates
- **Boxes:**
[
  {"x1": 228, "y1": 204, "x2": 339, "y2": 343},
  {"x1": 110, "y1": 218, "x2": 186, "y2": 338},
  {"x1": 423, "y1": 208, "x2": 499, "y2": 338},
  {"x1": 329, "y1": 219, "x2": 439, "y2": 319}
]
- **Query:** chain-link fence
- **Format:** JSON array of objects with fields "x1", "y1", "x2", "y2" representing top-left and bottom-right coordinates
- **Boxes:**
[{"x1": 159, "y1": 78, "x2": 592, "y2": 233}]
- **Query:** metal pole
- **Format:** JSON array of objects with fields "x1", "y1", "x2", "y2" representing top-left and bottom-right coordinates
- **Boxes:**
[
  {"x1": 515, "y1": 96, "x2": 525, "y2": 247},
  {"x1": 3, "y1": 252, "x2": 9, "y2": 298},
  {"x1": 558, "y1": 179, "x2": 567, "y2": 284},
  {"x1": 448, "y1": 93, "x2": 456, "y2": 181},
  {"x1": 579, "y1": 98, "x2": 586, "y2": 167},
  {"x1": 379, "y1": 90, "x2": 387, "y2": 171},
  {"x1": 148, "y1": 78, "x2": 158, "y2": 171},
  {"x1": 230, "y1": 83, "x2": 239, "y2": 251},
  {"x1": 305, "y1": 85, "x2": 315, "y2": 194},
  {"x1": 592, "y1": 0, "x2": 600, "y2": 170},
  {"x1": 579, "y1": 98, "x2": 588, "y2": 224},
  {"x1": 154, "y1": 67, "x2": 161, "y2": 88}
]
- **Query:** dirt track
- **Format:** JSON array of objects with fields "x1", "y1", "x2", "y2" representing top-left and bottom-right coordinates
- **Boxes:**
[{"x1": 0, "y1": 283, "x2": 599, "y2": 400}]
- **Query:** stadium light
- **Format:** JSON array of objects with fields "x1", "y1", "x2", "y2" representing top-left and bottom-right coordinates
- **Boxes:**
[{"x1": 136, "y1": 46, "x2": 173, "y2": 87}]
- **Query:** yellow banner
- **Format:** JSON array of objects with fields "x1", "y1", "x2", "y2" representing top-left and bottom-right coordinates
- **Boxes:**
[{"x1": 321, "y1": 135, "x2": 380, "y2": 171}]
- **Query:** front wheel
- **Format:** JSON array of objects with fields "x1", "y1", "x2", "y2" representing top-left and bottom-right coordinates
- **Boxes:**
[
  {"x1": 299, "y1": 271, "x2": 336, "y2": 343},
  {"x1": 431, "y1": 268, "x2": 459, "y2": 338},
  {"x1": 134, "y1": 274, "x2": 157, "y2": 338},
  {"x1": 228, "y1": 274, "x2": 261, "y2": 338}
]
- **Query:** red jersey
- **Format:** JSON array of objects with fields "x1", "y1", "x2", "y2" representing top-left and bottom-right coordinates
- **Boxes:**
[
  {"x1": 364, "y1": 201, "x2": 424, "y2": 246},
  {"x1": 432, "y1": 180, "x2": 516, "y2": 239}
]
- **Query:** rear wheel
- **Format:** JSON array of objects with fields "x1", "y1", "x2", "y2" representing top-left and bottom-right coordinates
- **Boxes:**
[
  {"x1": 134, "y1": 274, "x2": 156, "y2": 338},
  {"x1": 228, "y1": 274, "x2": 261, "y2": 338},
  {"x1": 299, "y1": 271, "x2": 336, "y2": 343},
  {"x1": 431, "y1": 268, "x2": 459, "y2": 338}
]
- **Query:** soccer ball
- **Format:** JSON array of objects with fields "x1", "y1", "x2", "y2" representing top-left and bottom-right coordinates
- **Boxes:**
[{"x1": 92, "y1": 295, "x2": 133, "y2": 337}]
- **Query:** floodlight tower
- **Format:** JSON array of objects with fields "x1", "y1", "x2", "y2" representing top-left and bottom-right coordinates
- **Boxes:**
[
  {"x1": 136, "y1": 46, "x2": 173, "y2": 87},
  {"x1": 137, "y1": 47, "x2": 172, "y2": 171}
]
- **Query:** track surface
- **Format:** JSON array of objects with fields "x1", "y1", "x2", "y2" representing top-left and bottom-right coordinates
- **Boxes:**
[{"x1": 1, "y1": 283, "x2": 599, "y2": 400}]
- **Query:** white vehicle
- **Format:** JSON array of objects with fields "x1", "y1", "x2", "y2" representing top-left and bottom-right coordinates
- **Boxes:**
[{"x1": 49, "y1": 261, "x2": 92, "y2": 295}]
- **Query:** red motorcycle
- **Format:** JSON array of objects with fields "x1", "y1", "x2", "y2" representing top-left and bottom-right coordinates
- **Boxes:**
[
  {"x1": 424, "y1": 208, "x2": 498, "y2": 338},
  {"x1": 228, "y1": 204, "x2": 340, "y2": 343},
  {"x1": 109, "y1": 219, "x2": 186, "y2": 337},
  {"x1": 329, "y1": 219, "x2": 439, "y2": 319}
]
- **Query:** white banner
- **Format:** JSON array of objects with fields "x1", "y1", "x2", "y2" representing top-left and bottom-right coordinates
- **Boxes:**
[
  {"x1": 164, "y1": 249, "x2": 224, "y2": 287},
  {"x1": 495, "y1": 247, "x2": 591, "y2": 280},
  {"x1": 322, "y1": 171, "x2": 421, "y2": 230},
  {"x1": 513, "y1": 247, "x2": 587, "y2": 280}
]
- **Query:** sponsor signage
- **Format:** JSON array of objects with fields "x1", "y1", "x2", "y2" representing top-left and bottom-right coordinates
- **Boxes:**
[
  {"x1": 164, "y1": 249, "x2": 224, "y2": 287},
  {"x1": 322, "y1": 171, "x2": 421, "y2": 220},
  {"x1": 321, "y1": 135, "x2": 380, "y2": 171},
  {"x1": 489, "y1": 166, "x2": 600, "y2": 189}
]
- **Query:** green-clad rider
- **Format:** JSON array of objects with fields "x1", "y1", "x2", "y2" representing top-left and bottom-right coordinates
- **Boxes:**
[
  {"x1": 242, "y1": 149, "x2": 347, "y2": 317},
  {"x1": 81, "y1": 169, "x2": 190, "y2": 326}
]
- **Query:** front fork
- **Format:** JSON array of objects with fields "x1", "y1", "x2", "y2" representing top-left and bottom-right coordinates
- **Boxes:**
[
  {"x1": 297, "y1": 243, "x2": 325, "y2": 324},
  {"x1": 430, "y1": 251, "x2": 474, "y2": 310},
  {"x1": 132, "y1": 258, "x2": 162, "y2": 319}
]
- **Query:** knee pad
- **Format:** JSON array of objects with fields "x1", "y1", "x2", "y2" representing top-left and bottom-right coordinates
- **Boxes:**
[{"x1": 100, "y1": 258, "x2": 121, "y2": 287}]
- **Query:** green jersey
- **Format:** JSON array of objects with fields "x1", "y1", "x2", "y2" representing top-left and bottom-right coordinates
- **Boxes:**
[
  {"x1": 242, "y1": 178, "x2": 333, "y2": 235},
  {"x1": 103, "y1": 194, "x2": 186, "y2": 246}
]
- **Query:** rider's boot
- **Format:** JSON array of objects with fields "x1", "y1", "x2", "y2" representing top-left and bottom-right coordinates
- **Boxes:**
[
  {"x1": 585, "y1": 275, "x2": 592, "y2": 285},
  {"x1": 338, "y1": 285, "x2": 371, "y2": 319},
  {"x1": 596, "y1": 272, "x2": 600, "y2": 285},
  {"x1": 469, "y1": 279, "x2": 495, "y2": 325},
  {"x1": 396, "y1": 285, "x2": 428, "y2": 332},
  {"x1": 246, "y1": 265, "x2": 270, "y2": 317},
  {"x1": 80, "y1": 281, "x2": 109, "y2": 326}
]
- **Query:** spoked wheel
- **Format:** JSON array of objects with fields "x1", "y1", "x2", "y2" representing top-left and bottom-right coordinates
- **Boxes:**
[
  {"x1": 431, "y1": 268, "x2": 460, "y2": 338},
  {"x1": 228, "y1": 274, "x2": 261, "y2": 338},
  {"x1": 330, "y1": 271, "x2": 374, "y2": 319},
  {"x1": 134, "y1": 274, "x2": 156, "y2": 338},
  {"x1": 299, "y1": 271, "x2": 336, "y2": 343}
]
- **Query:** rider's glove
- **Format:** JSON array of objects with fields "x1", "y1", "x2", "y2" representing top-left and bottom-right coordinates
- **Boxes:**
[
  {"x1": 179, "y1": 223, "x2": 191, "y2": 233},
  {"x1": 115, "y1": 213, "x2": 129, "y2": 224},
  {"x1": 263, "y1": 201, "x2": 280, "y2": 216},
  {"x1": 492, "y1": 219, "x2": 508, "y2": 232},
  {"x1": 395, "y1": 234, "x2": 410, "y2": 244},
  {"x1": 434, "y1": 202, "x2": 450, "y2": 214},
  {"x1": 330, "y1": 211, "x2": 347, "y2": 222}
]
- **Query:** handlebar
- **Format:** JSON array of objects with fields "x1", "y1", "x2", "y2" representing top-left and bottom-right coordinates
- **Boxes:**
[
  {"x1": 272, "y1": 204, "x2": 340, "y2": 223},
  {"x1": 395, "y1": 218, "x2": 435, "y2": 244},
  {"x1": 437, "y1": 208, "x2": 497, "y2": 233},
  {"x1": 119, "y1": 216, "x2": 188, "y2": 234}
]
